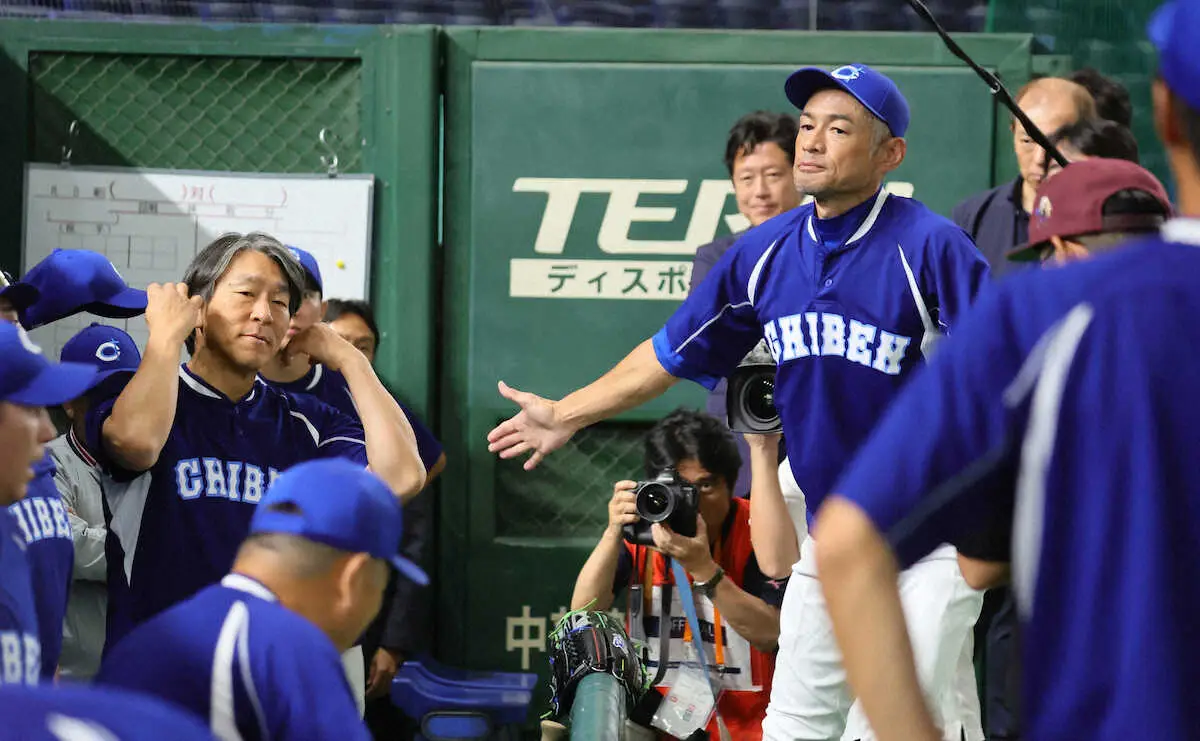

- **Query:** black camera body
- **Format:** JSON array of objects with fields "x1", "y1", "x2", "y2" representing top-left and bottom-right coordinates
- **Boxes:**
[
  {"x1": 622, "y1": 469, "x2": 699, "y2": 547},
  {"x1": 726, "y1": 339, "x2": 782, "y2": 434}
]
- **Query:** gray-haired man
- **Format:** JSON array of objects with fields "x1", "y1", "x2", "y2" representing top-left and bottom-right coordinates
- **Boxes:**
[{"x1": 83, "y1": 232, "x2": 426, "y2": 651}]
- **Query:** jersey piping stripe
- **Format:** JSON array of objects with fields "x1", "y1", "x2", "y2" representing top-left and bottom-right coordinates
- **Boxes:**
[
  {"x1": 211, "y1": 601, "x2": 248, "y2": 741},
  {"x1": 746, "y1": 239, "x2": 780, "y2": 306},
  {"x1": 180, "y1": 367, "x2": 221, "y2": 399},
  {"x1": 317, "y1": 436, "x2": 366, "y2": 448},
  {"x1": 1160, "y1": 218, "x2": 1200, "y2": 246},
  {"x1": 1012, "y1": 302, "x2": 1094, "y2": 621},
  {"x1": 305, "y1": 364, "x2": 324, "y2": 392},
  {"x1": 236, "y1": 605, "x2": 269, "y2": 741},
  {"x1": 672, "y1": 302, "x2": 754, "y2": 356},
  {"x1": 288, "y1": 411, "x2": 321, "y2": 447},
  {"x1": 803, "y1": 189, "x2": 890, "y2": 245}
]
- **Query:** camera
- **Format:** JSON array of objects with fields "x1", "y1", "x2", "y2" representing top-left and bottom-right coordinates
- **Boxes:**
[
  {"x1": 726, "y1": 340, "x2": 782, "y2": 434},
  {"x1": 622, "y1": 469, "x2": 699, "y2": 547}
]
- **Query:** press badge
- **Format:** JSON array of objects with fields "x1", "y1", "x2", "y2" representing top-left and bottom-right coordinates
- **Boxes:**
[{"x1": 651, "y1": 667, "x2": 718, "y2": 738}]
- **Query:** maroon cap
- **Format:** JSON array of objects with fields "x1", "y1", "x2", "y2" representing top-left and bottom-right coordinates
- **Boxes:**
[{"x1": 1007, "y1": 158, "x2": 1172, "y2": 262}]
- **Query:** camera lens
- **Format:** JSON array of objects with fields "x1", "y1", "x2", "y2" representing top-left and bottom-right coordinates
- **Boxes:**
[
  {"x1": 636, "y1": 483, "x2": 674, "y2": 522},
  {"x1": 745, "y1": 375, "x2": 777, "y2": 422}
]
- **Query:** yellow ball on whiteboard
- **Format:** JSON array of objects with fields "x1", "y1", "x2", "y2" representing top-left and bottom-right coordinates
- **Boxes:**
[{"x1": 335, "y1": 260, "x2": 346, "y2": 269}]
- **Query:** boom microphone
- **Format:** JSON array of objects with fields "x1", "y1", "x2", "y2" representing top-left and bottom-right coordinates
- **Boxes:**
[{"x1": 904, "y1": 0, "x2": 1070, "y2": 168}]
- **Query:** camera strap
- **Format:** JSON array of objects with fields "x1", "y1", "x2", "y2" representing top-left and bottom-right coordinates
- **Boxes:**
[{"x1": 671, "y1": 559, "x2": 730, "y2": 741}]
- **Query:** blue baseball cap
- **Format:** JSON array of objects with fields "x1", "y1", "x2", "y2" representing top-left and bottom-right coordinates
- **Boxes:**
[
  {"x1": 0, "y1": 322, "x2": 98, "y2": 406},
  {"x1": 1149, "y1": 1, "x2": 1200, "y2": 112},
  {"x1": 785, "y1": 63, "x2": 911, "y2": 138},
  {"x1": 19, "y1": 250, "x2": 148, "y2": 330},
  {"x1": 250, "y1": 459, "x2": 428, "y2": 585},
  {"x1": 0, "y1": 270, "x2": 38, "y2": 312},
  {"x1": 61, "y1": 323, "x2": 142, "y2": 391},
  {"x1": 287, "y1": 246, "x2": 323, "y2": 294}
]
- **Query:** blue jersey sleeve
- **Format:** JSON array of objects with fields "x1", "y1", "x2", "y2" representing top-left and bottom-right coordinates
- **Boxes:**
[
  {"x1": 652, "y1": 237, "x2": 770, "y2": 390},
  {"x1": 288, "y1": 395, "x2": 368, "y2": 466},
  {"x1": 83, "y1": 375, "x2": 147, "y2": 481},
  {"x1": 832, "y1": 284, "x2": 1027, "y2": 567},
  {"x1": 927, "y1": 223, "x2": 991, "y2": 332}
]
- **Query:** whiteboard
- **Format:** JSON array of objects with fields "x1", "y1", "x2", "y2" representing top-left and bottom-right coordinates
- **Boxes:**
[{"x1": 22, "y1": 164, "x2": 374, "y2": 360}]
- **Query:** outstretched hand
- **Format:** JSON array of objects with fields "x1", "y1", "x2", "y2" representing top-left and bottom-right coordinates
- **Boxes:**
[{"x1": 486, "y1": 381, "x2": 576, "y2": 470}]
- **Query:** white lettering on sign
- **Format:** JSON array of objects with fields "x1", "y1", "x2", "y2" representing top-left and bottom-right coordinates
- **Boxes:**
[
  {"x1": 509, "y1": 259, "x2": 692, "y2": 300},
  {"x1": 505, "y1": 605, "x2": 546, "y2": 671},
  {"x1": 512, "y1": 177, "x2": 916, "y2": 257}
]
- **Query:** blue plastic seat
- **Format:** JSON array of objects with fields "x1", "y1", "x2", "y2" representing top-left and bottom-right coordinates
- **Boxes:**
[
  {"x1": 405, "y1": 656, "x2": 538, "y2": 691},
  {"x1": 391, "y1": 667, "x2": 533, "y2": 727}
]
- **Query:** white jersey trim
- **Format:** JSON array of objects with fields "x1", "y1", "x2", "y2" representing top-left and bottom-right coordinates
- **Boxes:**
[
  {"x1": 179, "y1": 366, "x2": 220, "y2": 399},
  {"x1": 306, "y1": 364, "x2": 324, "y2": 392},
  {"x1": 1160, "y1": 218, "x2": 1200, "y2": 246},
  {"x1": 221, "y1": 574, "x2": 277, "y2": 603},
  {"x1": 671, "y1": 301, "x2": 754, "y2": 356},
  {"x1": 896, "y1": 243, "x2": 941, "y2": 361},
  {"x1": 1011, "y1": 302, "x2": 1095, "y2": 621},
  {"x1": 211, "y1": 601, "x2": 248, "y2": 741},
  {"x1": 803, "y1": 188, "x2": 890, "y2": 246},
  {"x1": 318, "y1": 436, "x2": 366, "y2": 449},
  {"x1": 289, "y1": 411, "x2": 321, "y2": 447},
  {"x1": 747, "y1": 238, "x2": 781, "y2": 306}
]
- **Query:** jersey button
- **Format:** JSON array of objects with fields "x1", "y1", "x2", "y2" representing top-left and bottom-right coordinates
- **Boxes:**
[{"x1": 824, "y1": 278, "x2": 832, "y2": 287}]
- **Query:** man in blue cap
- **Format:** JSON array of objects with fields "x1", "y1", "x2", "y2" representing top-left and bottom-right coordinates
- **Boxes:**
[
  {"x1": 1, "y1": 274, "x2": 99, "y2": 683},
  {"x1": 0, "y1": 321, "x2": 97, "y2": 686},
  {"x1": 486, "y1": 63, "x2": 989, "y2": 740},
  {"x1": 46, "y1": 324, "x2": 141, "y2": 679},
  {"x1": 97, "y1": 458, "x2": 427, "y2": 741},
  {"x1": 809, "y1": 3, "x2": 1200, "y2": 740}
]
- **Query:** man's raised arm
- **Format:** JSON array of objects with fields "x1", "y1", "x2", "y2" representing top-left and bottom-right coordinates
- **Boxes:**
[
  {"x1": 487, "y1": 339, "x2": 677, "y2": 470},
  {"x1": 100, "y1": 283, "x2": 201, "y2": 472}
]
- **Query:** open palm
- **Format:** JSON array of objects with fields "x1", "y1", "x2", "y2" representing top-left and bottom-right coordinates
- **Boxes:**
[{"x1": 486, "y1": 381, "x2": 576, "y2": 470}]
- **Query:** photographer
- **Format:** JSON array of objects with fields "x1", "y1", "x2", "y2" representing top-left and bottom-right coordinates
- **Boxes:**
[{"x1": 570, "y1": 409, "x2": 786, "y2": 740}]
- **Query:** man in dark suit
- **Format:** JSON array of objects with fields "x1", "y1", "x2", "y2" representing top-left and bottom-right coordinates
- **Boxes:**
[
  {"x1": 689, "y1": 111, "x2": 802, "y2": 497},
  {"x1": 952, "y1": 77, "x2": 1096, "y2": 280}
]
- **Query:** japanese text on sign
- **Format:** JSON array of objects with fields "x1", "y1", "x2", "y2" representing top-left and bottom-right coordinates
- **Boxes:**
[{"x1": 510, "y1": 259, "x2": 693, "y2": 301}]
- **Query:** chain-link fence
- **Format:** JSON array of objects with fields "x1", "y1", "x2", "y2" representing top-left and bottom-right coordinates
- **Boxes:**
[
  {"x1": 28, "y1": 52, "x2": 362, "y2": 173},
  {"x1": 495, "y1": 422, "x2": 652, "y2": 539}
]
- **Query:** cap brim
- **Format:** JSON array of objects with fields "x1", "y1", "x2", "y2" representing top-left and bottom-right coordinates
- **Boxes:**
[
  {"x1": 785, "y1": 68, "x2": 843, "y2": 111},
  {"x1": 390, "y1": 555, "x2": 429, "y2": 586},
  {"x1": 88, "y1": 287, "x2": 148, "y2": 318},
  {"x1": 7, "y1": 361, "x2": 98, "y2": 406},
  {"x1": 87, "y1": 367, "x2": 137, "y2": 393},
  {"x1": 0, "y1": 283, "x2": 39, "y2": 312}
]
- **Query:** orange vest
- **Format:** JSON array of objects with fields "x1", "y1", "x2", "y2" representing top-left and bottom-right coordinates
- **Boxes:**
[{"x1": 623, "y1": 498, "x2": 773, "y2": 741}]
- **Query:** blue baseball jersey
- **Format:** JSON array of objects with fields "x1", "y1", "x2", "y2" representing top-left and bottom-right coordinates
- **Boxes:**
[
  {"x1": 654, "y1": 190, "x2": 988, "y2": 515},
  {"x1": 0, "y1": 683, "x2": 218, "y2": 740},
  {"x1": 0, "y1": 511, "x2": 40, "y2": 686},
  {"x1": 7, "y1": 453, "x2": 73, "y2": 680},
  {"x1": 265, "y1": 363, "x2": 444, "y2": 471},
  {"x1": 86, "y1": 364, "x2": 368, "y2": 647},
  {"x1": 833, "y1": 231, "x2": 1200, "y2": 740},
  {"x1": 98, "y1": 573, "x2": 368, "y2": 741}
]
